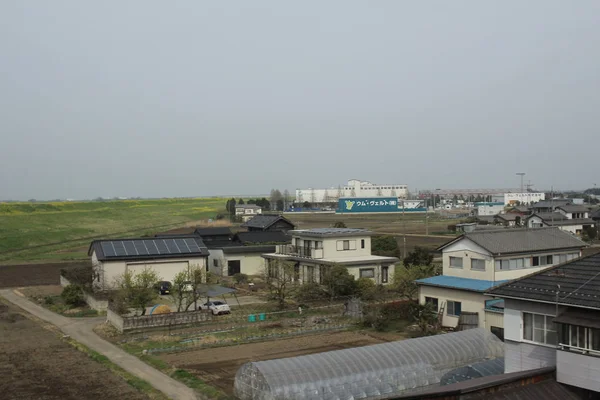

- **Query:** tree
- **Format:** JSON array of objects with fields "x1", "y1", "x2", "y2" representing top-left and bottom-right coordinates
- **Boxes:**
[
  {"x1": 263, "y1": 260, "x2": 296, "y2": 310},
  {"x1": 515, "y1": 216, "x2": 522, "y2": 227},
  {"x1": 61, "y1": 284, "x2": 84, "y2": 307},
  {"x1": 283, "y1": 189, "x2": 291, "y2": 210},
  {"x1": 270, "y1": 189, "x2": 283, "y2": 210},
  {"x1": 226, "y1": 198, "x2": 236, "y2": 215},
  {"x1": 332, "y1": 221, "x2": 347, "y2": 228},
  {"x1": 115, "y1": 267, "x2": 161, "y2": 315},
  {"x1": 371, "y1": 236, "x2": 399, "y2": 257},
  {"x1": 356, "y1": 277, "x2": 377, "y2": 300},
  {"x1": 276, "y1": 199, "x2": 284, "y2": 211},
  {"x1": 410, "y1": 302, "x2": 438, "y2": 334},
  {"x1": 452, "y1": 194, "x2": 458, "y2": 204},
  {"x1": 393, "y1": 265, "x2": 436, "y2": 299},
  {"x1": 583, "y1": 226, "x2": 598, "y2": 242},
  {"x1": 238, "y1": 198, "x2": 245, "y2": 205},
  {"x1": 170, "y1": 264, "x2": 206, "y2": 312},
  {"x1": 403, "y1": 247, "x2": 433, "y2": 267},
  {"x1": 321, "y1": 264, "x2": 357, "y2": 300},
  {"x1": 302, "y1": 201, "x2": 311, "y2": 209}
]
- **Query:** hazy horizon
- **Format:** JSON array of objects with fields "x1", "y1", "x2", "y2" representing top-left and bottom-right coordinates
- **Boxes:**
[{"x1": 2, "y1": 1, "x2": 599, "y2": 200}]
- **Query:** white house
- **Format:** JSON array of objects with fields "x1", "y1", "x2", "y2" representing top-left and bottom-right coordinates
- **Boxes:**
[
  {"x1": 89, "y1": 236, "x2": 209, "y2": 290},
  {"x1": 295, "y1": 179, "x2": 408, "y2": 204},
  {"x1": 262, "y1": 228, "x2": 398, "y2": 285},
  {"x1": 526, "y1": 209, "x2": 595, "y2": 235},
  {"x1": 487, "y1": 252, "x2": 600, "y2": 394},
  {"x1": 235, "y1": 204, "x2": 263, "y2": 222},
  {"x1": 503, "y1": 192, "x2": 545, "y2": 205},
  {"x1": 416, "y1": 228, "x2": 586, "y2": 332}
]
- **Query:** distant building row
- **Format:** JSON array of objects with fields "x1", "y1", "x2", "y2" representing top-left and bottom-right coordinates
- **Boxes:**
[{"x1": 295, "y1": 179, "x2": 408, "y2": 204}]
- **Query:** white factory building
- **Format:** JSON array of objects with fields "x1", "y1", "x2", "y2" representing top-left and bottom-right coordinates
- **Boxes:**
[
  {"x1": 503, "y1": 192, "x2": 545, "y2": 205},
  {"x1": 296, "y1": 179, "x2": 408, "y2": 204}
]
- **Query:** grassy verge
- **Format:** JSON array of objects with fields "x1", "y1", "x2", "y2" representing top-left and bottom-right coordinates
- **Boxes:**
[
  {"x1": 135, "y1": 353, "x2": 233, "y2": 399},
  {"x1": 66, "y1": 339, "x2": 170, "y2": 400},
  {"x1": 38, "y1": 294, "x2": 100, "y2": 318}
]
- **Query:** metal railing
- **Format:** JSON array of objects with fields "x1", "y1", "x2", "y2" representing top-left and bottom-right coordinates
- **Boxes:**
[{"x1": 276, "y1": 244, "x2": 324, "y2": 259}]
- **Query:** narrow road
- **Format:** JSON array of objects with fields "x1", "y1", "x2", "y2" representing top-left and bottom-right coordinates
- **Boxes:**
[{"x1": 0, "y1": 289, "x2": 199, "y2": 400}]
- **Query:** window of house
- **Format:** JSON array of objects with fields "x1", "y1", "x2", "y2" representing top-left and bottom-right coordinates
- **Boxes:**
[
  {"x1": 359, "y1": 268, "x2": 375, "y2": 279},
  {"x1": 449, "y1": 257, "x2": 463, "y2": 268},
  {"x1": 343, "y1": 240, "x2": 350, "y2": 250},
  {"x1": 560, "y1": 325, "x2": 600, "y2": 352},
  {"x1": 495, "y1": 260, "x2": 509, "y2": 271},
  {"x1": 447, "y1": 301, "x2": 462, "y2": 317},
  {"x1": 306, "y1": 266, "x2": 315, "y2": 283},
  {"x1": 523, "y1": 312, "x2": 557, "y2": 345},
  {"x1": 491, "y1": 326, "x2": 505, "y2": 342},
  {"x1": 361, "y1": 239, "x2": 365, "y2": 249},
  {"x1": 213, "y1": 259, "x2": 218, "y2": 267},
  {"x1": 471, "y1": 258, "x2": 485, "y2": 271},
  {"x1": 425, "y1": 297, "x2": 438, "y2": 311},
  {"x1": 381, "y1": 266, "x2": 389, "y2": 283},
  {"x1": 532, "y1": 256, "x2": 540, "y2": 266},
  {"x1": 559, "y1": 254, "x2": 567, "y2": 264},
  {"x1": 315, "y1": 241, "x2": 323, "y2": 249}
]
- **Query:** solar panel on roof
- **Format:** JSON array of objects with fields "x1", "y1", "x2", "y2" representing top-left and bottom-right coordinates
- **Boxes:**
[
  {"x1": 143, "y1": 240, "x2": 160, "y2": 255},
  {"x1": 113, "y1": 241, "x2": 126, "y2": 256},
  {"x1": 123, "y1": 241, "x2": 137, "y2": 255},
  {"x1": 184, "y1": 238, "x2": 201, "y2": 252},
  {"x1": 155, "y1": 240, "x2": 169, "y2": 254},
  {"x1": 133, "y1": 240, "x2": 148, "y2": 255},
  {"x1": 174, "y1": 238, "x2": 191, "y2": 252},
  {"x1": 165, "y1": 239, "x2": 181, "y2": 253},
  {"x1": 101, "y1": 242, "x2": 116, "y2": 257}
]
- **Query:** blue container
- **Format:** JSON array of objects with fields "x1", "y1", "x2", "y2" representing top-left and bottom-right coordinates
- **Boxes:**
[
  {"x1": 259, "y1": 313, "x2": 266, "y2": 321},
  {"x1": 248, "y1": 314, "x2": 256, "y2": 322}
]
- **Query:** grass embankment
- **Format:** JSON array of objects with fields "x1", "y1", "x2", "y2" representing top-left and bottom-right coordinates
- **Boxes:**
[
  {"x1": 67, "y1": 339, "x2": 170, "y2": 400},
  {"x1": 0, "y1": 198, "x2": 226, "y2": 263}
]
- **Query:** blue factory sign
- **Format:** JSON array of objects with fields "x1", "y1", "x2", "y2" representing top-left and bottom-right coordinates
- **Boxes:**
[{"x1": 337, "y1": 197, "x2": 427, "y2": 213}]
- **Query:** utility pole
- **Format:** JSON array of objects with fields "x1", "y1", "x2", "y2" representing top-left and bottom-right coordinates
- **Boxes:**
[
  {"x1": 425, "y1": 198, "x2": 429, "y2": 235},
  {"x1": 402, "y1": 199, "x2": 406, "y2": 259},
  {"x1": 516, "y1": 172, "x2": 525, "y2": 194}
]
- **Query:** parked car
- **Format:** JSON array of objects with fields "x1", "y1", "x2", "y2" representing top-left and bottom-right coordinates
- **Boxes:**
[
  {"x1": 199, "y1": 300, "x2": 231, "y2": 315},
  {"x1": 181, "y1": 281, "x2": 194, "y2": 292},
  {"x1": 154, "y1": 281, "x2": 172, "y2": 295}
]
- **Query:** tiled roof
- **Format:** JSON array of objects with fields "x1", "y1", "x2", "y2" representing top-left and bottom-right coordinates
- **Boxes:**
[
  {"x1": 531, "y1": 200, "x2": 571, "y2": 209},
  {"x1": 526, "y1": 212, "x2": 568, "y2": 221},
  {"x1": 193, "y1": 227, "x2": 232, "y2": 237},
  {"x1": 439, "y1": 227, "x2": 586, "y2": 255},
  {"x1": 416, "y1": 276, "x2": 508, "y2": 292},
  {"x1": 487, "y1": 252, "x2": 600, "y2": 309},
  {"x1": 241, "y1": 215, "x2": 295, "y2": 229},
  {"x1": 556, "y1": 205, "x2": 590, "y2": 213},
  {"x1": 234, "y1": 231, "x2": 290, "y2": 244},
  {"x1": 291, "y1": 228, "x2": 373, "y2": 238}
]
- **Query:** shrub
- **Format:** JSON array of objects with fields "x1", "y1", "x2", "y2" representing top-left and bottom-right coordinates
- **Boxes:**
[
  {"x1": 295, "y1": 283, "x2": 327, "y2": 303},
  {"x1": 371, "y1": 236, "x2": 399, "y2": 257},
  {"x1": 356, "y1": 278, "x2": 377, "y2": 300},
  {"x1": 61, "y1": 284, "x2": 84, "y2": 307},
  {"x1": 60, "y1": 265, "x2": 94, "y2": 291},
  {"x1": 43, "y1": 296, "x2": 55, "y2": 305},
  {"x1": 233, "y1": 273, "x2": 248, "y2": 284}
]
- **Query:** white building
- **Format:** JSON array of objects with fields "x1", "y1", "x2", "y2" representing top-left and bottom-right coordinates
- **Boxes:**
[
  {"x1": 262, "y1": 228, "x2": 398, "y2": 285},
  {"x1": 474, "y1": 203, "x2": 505, "y2": 216},
  {"x1": 235, "y1": 204, "x2": 262, "y2": 222},
  {"x1": 526, "y1": 206, "x2": 595, "y2": 235},
  {"x1": 416, "y1": 228, "x2": 585, "y2": 332},
  {"x1": 487, "y1": 252, "x2": 600, "y2": 394},
  {"x1": 89, "y1": 237, "x2": 209, "y2": 290},
  {"x1": 295, "y1": 179, "x2": 408, "y2": 204},
  {"x1": 504, "y1": 192, "x2": 545, "y2": 205}
]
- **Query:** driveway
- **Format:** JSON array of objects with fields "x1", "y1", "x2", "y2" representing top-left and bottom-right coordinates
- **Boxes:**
[{"x1": 0, "y1": 289, "x2": 199, "y2": 400}]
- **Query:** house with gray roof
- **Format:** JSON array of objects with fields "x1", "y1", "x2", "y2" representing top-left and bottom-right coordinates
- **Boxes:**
[
  {"x1": 526, "y1": 208, "x2": 595, "y2": 235},
  {"x1": 241, "y1": 214, "x2": 295, "y2": 232},
  {"x1": 416, "y1": 228, "x2": 586, "y2": 333},
  {"x1": 530, "y1": 199, "x2": 572, "y2": 213},
  {"x1": 487, "y1": 252, "x2": 600, "y2": 394}
]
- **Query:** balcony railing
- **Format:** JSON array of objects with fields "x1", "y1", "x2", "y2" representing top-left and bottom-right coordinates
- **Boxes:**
[{"x1": 276, "y1": 244, "x2": 324, "y2": 259}]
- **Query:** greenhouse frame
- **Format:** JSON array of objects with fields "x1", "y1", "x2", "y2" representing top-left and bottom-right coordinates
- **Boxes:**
[{"x1": 234, "y1": 328, "x2": 504, "y2": 400}]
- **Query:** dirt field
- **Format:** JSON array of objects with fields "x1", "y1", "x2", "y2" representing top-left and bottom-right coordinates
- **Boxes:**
[
  {"x1": 159, "y1": 330, "x2": 392, "y2": 395},
  {"x1": 0, "y1": 301, "x2": 149, "y2": 400},
  {"x1": 0, "y1": 261, "x2": 86, "y2": 289}
]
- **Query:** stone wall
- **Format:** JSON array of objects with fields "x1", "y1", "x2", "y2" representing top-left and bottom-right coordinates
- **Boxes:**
[
  {"x1": 60, "y1": 276, "x2": 109, "y2": 311},
  {"x1": 107, "y1": 308, "x2": 213, "y2": 333}
]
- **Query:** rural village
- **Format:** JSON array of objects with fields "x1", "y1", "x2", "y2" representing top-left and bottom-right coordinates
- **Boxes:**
[
  {"x1": 3, "y1": 3, "x2": 600, "y2": 400},
  {"x1": 2, "y1": 182, "x2": 600, "y2": 399}
]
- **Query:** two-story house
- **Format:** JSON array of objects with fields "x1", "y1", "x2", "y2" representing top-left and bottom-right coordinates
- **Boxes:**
[
  {"x1": 530, "y1": 199, "x2": 572, "y2": 214},
  {"x1": 526, "y1": 207, "x2": 595, "y2": 235},
  {"x1": 262, "y1": 228, "x2": 398, "y2": 284},
  {"x1": 416, "y1": 228, "x2": 586, "y2": 333},
  {"x1": 235, "y1": 204, "x2": 263, "y2": 222},
  {"x1": 487, "y1": 252, "x2": 600, "y2": 394}
]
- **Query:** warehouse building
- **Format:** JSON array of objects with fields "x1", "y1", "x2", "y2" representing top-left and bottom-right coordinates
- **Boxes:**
[
  {"x1": 88, "y1": 236, "x2": 209, "y2": 290},
  {"x1": 295, "y1": 179, "x2": 408, "y2": 204}
]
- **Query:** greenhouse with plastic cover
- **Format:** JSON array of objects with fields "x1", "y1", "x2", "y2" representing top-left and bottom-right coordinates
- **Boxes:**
[{"x1": 234, "y1": 328, "x2": 504, "y2": 400}]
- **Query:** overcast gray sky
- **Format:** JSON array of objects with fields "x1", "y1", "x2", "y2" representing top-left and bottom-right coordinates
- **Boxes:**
[{"x1": 1, "y1": 1, "x2": 599, "y2": 200}]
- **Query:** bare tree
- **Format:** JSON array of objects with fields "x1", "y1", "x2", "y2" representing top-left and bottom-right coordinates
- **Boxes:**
[
  {"x1": 263, "y1": 259, "x2": 296, "y2": 310},
  {"x1": 169, "y1": 264, "x2": 206, "y2": 312}
]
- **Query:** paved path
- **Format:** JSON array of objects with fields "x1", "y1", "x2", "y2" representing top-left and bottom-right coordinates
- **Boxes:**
[{"x1": 0, "y1": 289, "x2": 199, "y2": 400}]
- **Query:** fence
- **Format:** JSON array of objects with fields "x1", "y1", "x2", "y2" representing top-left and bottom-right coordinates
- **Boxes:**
[{"x1": 107, "y1": 308, "x2": 213, "y2": 333}]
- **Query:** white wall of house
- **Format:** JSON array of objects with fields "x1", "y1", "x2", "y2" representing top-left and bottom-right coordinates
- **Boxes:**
[
  {"x1": 292, "y1": 235, "x2": 372, "y2": 260},
  {"x1": 208, "y1": 249, "x2": 266, "y2": 276},
  {"x1": 418, "y1": 285, "x2": 489, "y2": 329},
  {"x1": 476, "y1": 204, "x2": 504, "y2": 216},
  {"x1": 92, "y1": 250, "x2": 207, "y2": 289},
  {"x1": 442, "y1": 239, "x2": 581, "y2": 281},
  {"x1": 557, "y1": 350, "x2": 600, "y2": 392}
]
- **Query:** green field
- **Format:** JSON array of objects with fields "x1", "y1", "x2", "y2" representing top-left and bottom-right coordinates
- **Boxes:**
[{"x1": 0, "y1": 198, "x2": 226, "y2": 263}]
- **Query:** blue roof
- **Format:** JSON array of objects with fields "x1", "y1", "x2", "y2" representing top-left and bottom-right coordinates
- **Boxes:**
[{"x1": 416, "y1": 275, "x2": 508, "y2": 292}]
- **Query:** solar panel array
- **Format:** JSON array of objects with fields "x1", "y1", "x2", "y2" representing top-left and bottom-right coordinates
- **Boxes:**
[{"x1": 100, "y1": 238, "x2": 204, "y2": 258}]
